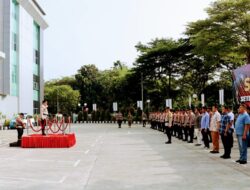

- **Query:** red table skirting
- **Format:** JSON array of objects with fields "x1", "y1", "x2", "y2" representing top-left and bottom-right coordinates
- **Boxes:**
[{"x1": 21, "y1": 134, "x2": 76, "y2": 148}]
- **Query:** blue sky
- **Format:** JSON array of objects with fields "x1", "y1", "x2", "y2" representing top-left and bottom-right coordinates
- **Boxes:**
[{"x1": 38, "y1": 0, "x2": 214, "y2": 80}]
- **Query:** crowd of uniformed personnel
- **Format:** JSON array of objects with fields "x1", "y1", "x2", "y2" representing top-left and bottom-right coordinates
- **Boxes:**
[
  {"x1": 148, "y1": 104, "x2": 250, "y2": 165},
  {"x1": 149, "y1": 107, "x2": 197, "y2": 144}
]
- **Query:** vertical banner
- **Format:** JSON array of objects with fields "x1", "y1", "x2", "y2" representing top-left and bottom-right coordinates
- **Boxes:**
[
  {"x1": 201, "y1": 94, "x2": 205, "y2": 107},
  {"x1": 219, "y1": 89, "x2": 224, "y2": 105},
  {"x1": 165, "y1": 99, "x2": 172, "y2": 109},
  {"x1": 93, "y1": 104, "x2": 97, "y2": 111},
  {"x1": 188, "y1": 96, "x2": 192, "y2": 108},
  {"x1": 137, "y1": 101, "x2": 143, "y2": 110},
  {"x1": 113, "y1": 102, "x2": 118, "y2": 112},
  {"x1": 232, "y1": 64, "x2": 250, "y2": 107},
  {"x1": 140, "y1": 101, "x2": 143, "y2": 111},
  {"x1": 166, "y1": 99, "x2": 169, "y2": 107}
]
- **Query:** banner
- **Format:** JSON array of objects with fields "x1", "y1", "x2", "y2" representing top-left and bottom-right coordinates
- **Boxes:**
[
  {"x1": 219, "y1": 89, "x2": 224, "y2": 105},
  {"x1": 113, "y1": 102, "x2": 118, "y2": 112},
  {"x1": 201, "y1": 94, "x2": 205, "y2": 107},
  {"x1": 232, "y1": 64, "x2": 250, "y2": 106},
  {"x1": 165, "y1": 99, "x2": 172, "y2": 109}
]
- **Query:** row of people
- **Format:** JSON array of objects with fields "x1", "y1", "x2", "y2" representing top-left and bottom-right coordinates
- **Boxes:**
[{"x1": 148, "y1": 104, "x2": 250, "y2": 164}]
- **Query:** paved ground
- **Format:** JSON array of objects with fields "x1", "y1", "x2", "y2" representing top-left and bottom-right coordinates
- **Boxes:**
[{"x1": 0, "y1": 123, "x2": 250, "y2": 190}]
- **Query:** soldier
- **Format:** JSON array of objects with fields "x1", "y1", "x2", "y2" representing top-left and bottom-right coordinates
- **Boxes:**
[
  {"x1": 15, "y1": 113, "x2": 26, "y2": 146},
  {"x1": 40, "y1": 100, "x2": 48, "y2": 135},
  {"x1": 183, "y1": 110, "x2": 189, "y2": 141},
  {"x1": 116, "y1": 111, "x2": 123, "y2": 128},
  {"x1": 188, "y1": 109, "x2": 196, "y2": 143},
  {"x1": 165, "y1": 107, "x2": 173, "y2": 144},
  {"x1": 194, "y1": 108, "x2": 202, "y2": 146},
  {"x1": 142, "y1": 112, "x2": 147, "y2": 127},
  {"x1": 127, "y1": 112, "x2": 133, "y2": 128},
  {"x1": 160, "y1": 111, "x2": 165, "y2": 132},
  {"x1": 179, "y1": 110, "x2": 185, "y2": 140}
]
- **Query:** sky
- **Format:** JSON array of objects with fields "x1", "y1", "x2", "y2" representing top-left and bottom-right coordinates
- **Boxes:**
[{"x1": 37, "y1": 0, "x2": 214, "y2": 81}]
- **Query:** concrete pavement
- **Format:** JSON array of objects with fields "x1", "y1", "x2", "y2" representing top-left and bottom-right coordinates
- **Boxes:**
[{"x1": 0, "y1": 123, "x2": 249, "y2": 190}]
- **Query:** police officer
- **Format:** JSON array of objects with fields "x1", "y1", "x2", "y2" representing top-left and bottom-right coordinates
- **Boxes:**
[{"x1": 165, "y1": 107, "x2": 173, "y2": 144}]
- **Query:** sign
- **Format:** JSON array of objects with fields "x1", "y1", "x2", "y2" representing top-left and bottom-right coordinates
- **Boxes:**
[
  {"x1": 233, "y1": 64, "x2": 250, "y2": 106},
  {"x1": 188, "y1": 96, "x2": 192, "y2": 108},
  {"x1": 93, "y1": 104, "x2": 97, "y2": 111},
  {"x1": 137, "y1": 100, "x2": 143, "y2": 110},
  {"x1": 219, "y1": 89, "x2": 224, "y2": 105},
  {"x1": 165, "y1": 99, "x2": 172, "y2": 109},
  {"x1": 113, "y1": 102, "x2": 118, "y2": 112},
  {"x1": 201, "y1": 94, "x2": 205, "y2": 107}
]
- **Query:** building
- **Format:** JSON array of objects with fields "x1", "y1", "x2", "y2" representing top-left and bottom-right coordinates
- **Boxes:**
[{"x1": 0, "y1": 0, "x2": 48, "y2": 117}]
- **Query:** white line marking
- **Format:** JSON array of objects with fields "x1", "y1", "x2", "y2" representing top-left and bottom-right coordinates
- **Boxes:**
[
  {"x1": 0, "y1": 176, "x2": 59, "y2": 184},
  {"x1": 59, "y1": 176, "x2": 67, "y2": 183},
  {"x1": 85, "y1": 150, "x2": 89, "y2": 154},
  {"x1": 74, "y1": 159, "x2": 81, "y2": 167}
]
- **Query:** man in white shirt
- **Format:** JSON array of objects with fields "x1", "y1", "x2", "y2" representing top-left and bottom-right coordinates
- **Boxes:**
[{"x1": 209, "y1": 105, "x2": 221, "y2": 153}]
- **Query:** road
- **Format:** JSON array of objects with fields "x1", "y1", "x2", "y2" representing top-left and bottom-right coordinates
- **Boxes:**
[{"x1": 0, "y1": 123, "x2": 249, "y2": 190}]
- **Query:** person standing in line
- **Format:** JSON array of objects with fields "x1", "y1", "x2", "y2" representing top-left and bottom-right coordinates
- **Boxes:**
[
  {"x1": 180, "y1": 110, "x2": 185, "y2": 140},
  {"x1": 235, "y1": 104, "x2": 250, "y2": 164},
  {"x1": 172, "y1": 111, "x2": 177, "y2": 137},
  {"x1": 165, "y1": 107, "x2": 173, "y2": 144},
  {"x1": 220, "y1": 106, "x2": 233, "y2": 159},
  {"x1": 188, "y1": 109, "x2": 195, "y2": 143},
  {"x1": 194, "y1": 108, "x2": 202, "y2": 146},
  {"x1": 183, "y1": 110, "x2": 189, "y2": 142},
  {"x1": 142, "y1": 112, "x2": 147, "y2": 127},
  {"x1": 127, "y1": 112, "x2": 133, "y2": 128},
  {"x1": 116, "y1": 111, "x2": 123, "y2": 128},
  {"x1": 209, "y1": 105, "x2": 221, "y2": 154},
  {"x1": 40, "y1": 100, "x2": 48, "y2": 136},
  {"x1": 201, "y1": 107, "x2": 210, "y2": 149}
]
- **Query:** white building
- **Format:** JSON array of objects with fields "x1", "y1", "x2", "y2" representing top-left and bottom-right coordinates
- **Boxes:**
[{"x1": 0, "y1": 0, "x2": 48, "y2": 117}]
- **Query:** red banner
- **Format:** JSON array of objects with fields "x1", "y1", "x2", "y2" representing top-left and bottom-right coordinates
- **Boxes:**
[{"x1": 232, "y1": 64, "x2": 250, "y2": 107}]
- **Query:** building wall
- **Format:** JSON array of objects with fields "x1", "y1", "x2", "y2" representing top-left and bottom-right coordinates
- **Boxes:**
[
  {"x1": 18, "y1": 5, "x2": 34, "y2": 115},
  {"x1": 0, "y1": 0, "x2": 47, "y2": 118},
  {"x1": 2, "y1": 0, "x2": 11, "y2": 95},
  {"x1": 0, "y1": 0, "x2": 4, "y2": 94}
]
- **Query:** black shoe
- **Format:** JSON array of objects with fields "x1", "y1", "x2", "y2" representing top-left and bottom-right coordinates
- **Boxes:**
[
  {"x1": 188, "y1": 141, "x2": 193, "y2": 143},
  {"x1": 223, "y1": 156, "x2": 231, "y2": 159},
  {"x1": 239, "y1": 160, "x2": 247, "y2": 164},
  {"x1": 195, "y1": 144, "x2": 201, "y2": 146},
  {"x1": 165, "y1": 141, "x2": 171, "y2": 144},
  {"x1": 220, "y1": 155, "x2": 225, "y2": 158},
  {"x1": 210, "y1": 151, "x2": 219, "y2": 154},
  {"x1": 235, "y1": 160, "x2": 241, "y2": 163}
]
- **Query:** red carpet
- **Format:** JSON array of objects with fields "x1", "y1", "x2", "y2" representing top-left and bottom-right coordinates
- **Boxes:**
[{"x1": 21, "y1": 134, "x2": 76, "y2": 148}]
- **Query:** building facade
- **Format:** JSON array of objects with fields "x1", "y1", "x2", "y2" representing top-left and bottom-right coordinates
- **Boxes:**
[{"x1": 0, "y1": 0, "x2": 48, "y2": 117}]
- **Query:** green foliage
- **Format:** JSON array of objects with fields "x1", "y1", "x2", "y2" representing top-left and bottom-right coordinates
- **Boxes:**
[{"x1": 44, "y1": 85, "x2": 80, "y2": 114}]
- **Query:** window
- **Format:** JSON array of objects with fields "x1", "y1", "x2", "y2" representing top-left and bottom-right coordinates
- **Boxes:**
[
  {"x1": 12, "y1": 33, "x2": 17, "y2": 51},
  {"x1": 33, "y1": 81, "x2": 39, "y2": 90}
]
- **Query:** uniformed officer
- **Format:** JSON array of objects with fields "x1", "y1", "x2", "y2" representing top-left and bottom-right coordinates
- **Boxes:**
[{"x1": 165, "y1": 107, "x2": 173, "y2": 144}]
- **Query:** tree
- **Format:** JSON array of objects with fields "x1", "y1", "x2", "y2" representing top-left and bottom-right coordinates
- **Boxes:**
[
  {"x1": 44, "y1": 85, "x2": 80, "y2": 114},
  {"x1": 186, "y1": 0, "x2": 250, "y2": 69},
  {"x1": 134, "y1": 38, "x2": 186, "y2": 98}
]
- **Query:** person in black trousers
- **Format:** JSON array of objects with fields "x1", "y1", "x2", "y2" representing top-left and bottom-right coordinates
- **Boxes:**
[
  {"x1": 165, "y1": 107, "x2": 173, "y2": 144},
  {"x1": 201, "y1": 107, "x2": 210, "y2": 149}
]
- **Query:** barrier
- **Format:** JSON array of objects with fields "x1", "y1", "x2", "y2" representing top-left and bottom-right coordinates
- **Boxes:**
[{"x1": 27, "y1": 117, "x2": 72, "y2": 135}]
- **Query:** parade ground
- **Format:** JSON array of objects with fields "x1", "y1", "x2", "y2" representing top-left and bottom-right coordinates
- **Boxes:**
[{"x1": 0, "y1": 124, "x2": 250, "y2": 190}]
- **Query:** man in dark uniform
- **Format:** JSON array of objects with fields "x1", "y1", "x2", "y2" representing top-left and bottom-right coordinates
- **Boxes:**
[{"x1": 10, "y1": 113, "x2": 26, "y2": 147}]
